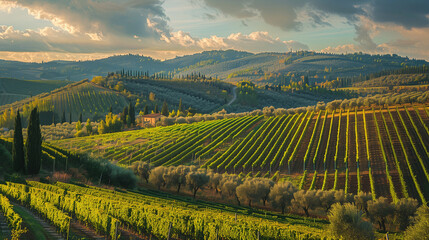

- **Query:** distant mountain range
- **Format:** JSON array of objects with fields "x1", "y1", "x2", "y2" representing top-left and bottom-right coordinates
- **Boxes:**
[{"x1": 1, "y1": 50, "x2": 427, "y2": 83}]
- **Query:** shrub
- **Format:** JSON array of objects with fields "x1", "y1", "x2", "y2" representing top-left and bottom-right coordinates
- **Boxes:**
[
  {"x1": 328, "y1": 203, "x2": 374, "y2": 240},
  {"x1": 404, "y1": 205, "x2": 429, "y2": 240}
]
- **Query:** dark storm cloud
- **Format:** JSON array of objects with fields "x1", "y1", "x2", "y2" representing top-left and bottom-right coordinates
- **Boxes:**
[
  {"x1": 199, "y1": 0, "x2": 429, "y2": 30},
  {"x1": 370, "y1": 0, "x2": 429, "y2": 29}
]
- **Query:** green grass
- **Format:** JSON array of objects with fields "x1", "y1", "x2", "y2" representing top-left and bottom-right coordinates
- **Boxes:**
[{"x1": 12, "y1": 204, "x2": 50, "y2": 240}]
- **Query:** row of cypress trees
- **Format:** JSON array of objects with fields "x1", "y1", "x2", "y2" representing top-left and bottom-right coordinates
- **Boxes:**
[{"x1": 12, "y1": 107, "x2": 42, "y2": 175}]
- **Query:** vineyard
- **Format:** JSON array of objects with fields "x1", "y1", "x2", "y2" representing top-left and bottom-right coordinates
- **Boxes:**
[
  {"x1": 0, "y1": 181, "x2": 328, "y2": 239},
  {"x1": 0, "y1": 80, "x2": 128, "y2": 127},
  {"x1": 48, "y1": 103, "x2": 429, "y2": 203}
]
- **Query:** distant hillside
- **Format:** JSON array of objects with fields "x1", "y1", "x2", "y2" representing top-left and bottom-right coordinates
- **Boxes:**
[
  {"x1": 0, "y1": 80, "x2": 128, "y2": 128},
  {"x1": 0, "y1": 50, "x2": 426, "y2": 83},
  {"x1": 0, "y1": 78, "x2": 71, "y2": 106}
]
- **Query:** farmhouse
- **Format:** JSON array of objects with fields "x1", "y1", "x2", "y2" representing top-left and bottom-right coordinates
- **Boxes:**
[{"x1": 139, "y1": 113, "x2": 162, "y2": 126}]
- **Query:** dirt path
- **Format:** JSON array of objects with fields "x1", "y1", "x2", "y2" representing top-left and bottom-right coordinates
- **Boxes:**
[
  {"x1": 226, "y1": 86, "x2": 237, "y2": 106},
  {"x1": 0, "y1": 210, "x2": 12, "y2": 240},
  {"x1": 70, "y1": 220, "x2": 105, "y2": 240},
  {"x1": 12, "y1": 203, "x2": 64, "y2": 240}
]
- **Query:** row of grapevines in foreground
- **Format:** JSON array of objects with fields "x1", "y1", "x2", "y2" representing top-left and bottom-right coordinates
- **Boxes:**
[{"x1": 0, "y1": 181, "x2": 329, "y2": 240}]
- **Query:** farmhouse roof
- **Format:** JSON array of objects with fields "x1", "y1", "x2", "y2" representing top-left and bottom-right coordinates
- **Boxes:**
[{"x1": 141, "y1": 113, "x2": 162, "y2": 118}]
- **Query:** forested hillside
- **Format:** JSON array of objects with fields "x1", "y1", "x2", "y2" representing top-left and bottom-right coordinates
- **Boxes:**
[{"x1": 0, "y1": 51, "x2": 426, "y2": 83}]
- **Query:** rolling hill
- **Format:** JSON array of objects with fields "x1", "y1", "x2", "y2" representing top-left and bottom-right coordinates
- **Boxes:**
[
  {"x1": 0, "y1": 51, "x2": 426, "y2": 83},
  {"x1": 50, "y1": 100, "x2": 429, "y2": 203},
  {"x1": 0, "y1": 80, "x2": 129, "y2": 128},
  {"x1": 0, "y1": 78, "x2": 71, "y2": 106}
]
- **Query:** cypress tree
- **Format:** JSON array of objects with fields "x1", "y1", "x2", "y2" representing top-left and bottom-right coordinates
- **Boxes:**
[
  {"x1": 143, "y1": 105, "x2": 148, "y2": 115},
  {"x1": 12, "y1": 110, "x2": 25, "y2": 173},
  {"x1": 128, "y1": 102, "x2": 135, "y2": 125},
  {"x1": 154, "y1": 104, "x2": 158, "y2": 113},
  {"x1": 109, "y1": 106, "x2": 113, "y2": 113},
  {"x1": 79, "y1": 113, "x2": 83, "y2": 123},
  {"x1": 161, "y1": 101, "x2": 169, "y2": 116},
  {"x1": 61, "y1": 111, "x2": 66, "y2": 123},
  {"x1": 25, "y1": 107, "x2": 42, "y2": 175},
  {"x1": 122, "y1": 106, "x2": 128, "y2": 125},
  {"x1": 69, "y1": 112, "x2": 72, "y2": 124},
  {"x1": 178, "y1": 98, "x2": 183, "y2": 112}
]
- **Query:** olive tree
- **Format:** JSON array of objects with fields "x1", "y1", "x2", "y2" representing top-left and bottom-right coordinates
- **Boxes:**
[
  {"x1": 404, "y1": 205, "x2": 429, "y2": 240},
  {"x1": 236, "y1": 178, "x2": 274, "y2": 207},
  {"x1": 328, "y1": 203, "x2": 374, "y2": 240},
  {"x1": 394, "y1": 198, "x2": 419, "y2": 231},
  {"x1": 367, "y1": 197, "x2": 395, "y2": 232},
  {"x1": 269, "y1": 181, "x2": 297, "y2": 214},
  {"x1": 291, "y1": 190, "x2": 320, "y2": 217},
  {"x1": 186, "y1": 169, "x2": 210, "y2": 199},
  {"x1": 354, "y1": 192, "x2": 372, "y2": 214},
  {"x1": 219, "y1": 174, "x2": 243, "y2": 205},
  {"x1": 130, "y1": 161, "x2": 151, "y2": 183},
  {"x1": 148, "y1": 166, "x2": 167, "y2": 189},
  {"x1": 317, "y1": 190, "x2": 337, "y2": 213}
]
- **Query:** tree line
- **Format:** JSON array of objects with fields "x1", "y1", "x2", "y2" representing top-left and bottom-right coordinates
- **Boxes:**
[{"x1": 130, "y1": 163, "x2": 425, "y2": 236}]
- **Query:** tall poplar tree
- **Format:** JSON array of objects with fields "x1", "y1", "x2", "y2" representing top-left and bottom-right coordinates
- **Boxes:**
[
  {"x1": 25, "y1": 107, "x2": 42, "y2": 174},
  {"x1": 12, "y1": 110, "x2": 25, "y2": 173}
]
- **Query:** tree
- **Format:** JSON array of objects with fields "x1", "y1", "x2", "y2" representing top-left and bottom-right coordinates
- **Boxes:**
[
  {"x1": 79, "y1": 113, "x2": 82, "y2": 123},
  {"x1": 178, "y1": 98, "x2": 183, "y2": 112},
  {"x1": 122, "y1": 106, "x2": 128, "y2": 125},
  {"x1": 317, "y1": 190, "x2": 337, "y2": 212},
  {"x1": 354, "y1": 192, "x2": 372, "y2": 214},
  {"x1": 86, "y1": 119, "x2": 92, "y2": 135},
  {"x1": 76, "y1": 121, "x2": 82, "y2": 131},
  {"x1": 25, "y1": 107, "x2": 42, "y2": 175},
  {"x1": 161, "y1": 101, "x2": 169, "y2": 117},
  {"x1": 109, "y1": 106, "x2": 113, "y2": 113},
  {"x1": 164, "y1": 165, "x2": 193, "y2": 193},
  {"x1": 291, "y1": 190, "x2": 320, "y2": 217},
  {"x1": 394, "y1": 198, "x2": 419, "y2": 231},
  {"x1": 131, "y1": 161, "x2": 151, "y2": 183},
  {"x1": 128, "y1": 102, "x2": 135, "y2": 125},
  {"x1": 236, "y1": 178, "x2": 274, "y2": 207},
  {"x1": 328, "y1": 203, "x2": 374, "y2": 240},
  {"x1": 61, "y1": 111, "x2": 66, "y2": 123},
  {"x1": 12, "y1": 110, "x2": 25, "y2": 173},
  {"x1": 69, "y1": 112, "x2": 72, "y2": 124},
  {"x1": 208, "y1": 171, "x2": 222, "y2": 193},
  {"x1": 154, "y1": 104, "x2": 158, "y2": 113},
  {"x1": 269, "y1": 181, "x2": 297, "y2": 214},
  {"x1": 367, "y1": 197, "x2": 395, "y2": 232},
  {"x1": 143, "y1": 105, "x2": 148, "y2": 115},
  {"x1": 149, "y1": 166, "x2": 167, "y2": 189},
  {"x1": 404, "y1": 205, "x2": 429, "y2": 240},
  {"x1": 219, "y1": 174, "x2": 242, "y2": 205},
  {"x1": 186, "y1": 169, "x2": 210, "y2": 199}
]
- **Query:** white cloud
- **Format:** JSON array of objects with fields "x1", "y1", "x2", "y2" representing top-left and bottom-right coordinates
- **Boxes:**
[{"x1": 162, "y1": 31, "x2": 309, "y2": 52}]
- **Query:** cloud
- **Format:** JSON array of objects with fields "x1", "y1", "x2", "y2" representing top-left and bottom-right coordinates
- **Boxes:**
[
  {"x1": 162, "y1": 31, "x2": 309, "y2": 52},
  {"x1": 1, "y1": 0, "x2": 169, "y2": 38},
  {"x1": 370, "y1": 0, "x2": 429, "y2": 29},
  {"x1": 199, "y1": 0, "x2": 429, "y2": 30}
]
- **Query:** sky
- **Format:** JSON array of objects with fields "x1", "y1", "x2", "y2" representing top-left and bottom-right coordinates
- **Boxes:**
[{"x1": 0, "y1": 0, "x2": 428, "y2": 62}]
